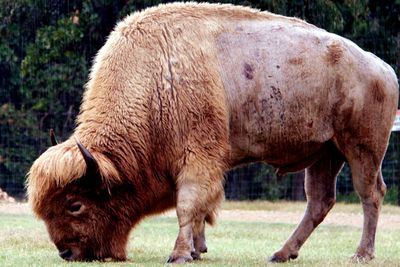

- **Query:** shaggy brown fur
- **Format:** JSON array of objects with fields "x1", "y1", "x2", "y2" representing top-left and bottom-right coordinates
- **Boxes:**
[{"x1": 27, "y1": 2, "x2": 399, "y2": 264}]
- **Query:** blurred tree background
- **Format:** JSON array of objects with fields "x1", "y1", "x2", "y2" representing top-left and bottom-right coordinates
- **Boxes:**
[{"x1": 0, "y1": 0, "x2": 399, "y2": 202}]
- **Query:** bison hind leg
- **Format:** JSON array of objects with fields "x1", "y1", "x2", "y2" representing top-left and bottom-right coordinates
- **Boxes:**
[
  {"x1": 269, "y1": 142, "x2": 345, "y2": 263},
  {"x1": 348, "y1": 159, "x2": 386, "y2": 262}
]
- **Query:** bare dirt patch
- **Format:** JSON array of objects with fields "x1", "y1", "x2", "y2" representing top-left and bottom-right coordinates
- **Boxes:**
[
  {"x1": 216, "y1": 210, "x2": 400, "y2": 230},
  {"x1": 2, "y1": 202, "x2": 399, "y2": 230},
  {"x1": 0, "y1": 202, "x2": 31, "y2": 215},
  {"x1": 164, "y1": 207, "x2": 400, "y2": 230}
]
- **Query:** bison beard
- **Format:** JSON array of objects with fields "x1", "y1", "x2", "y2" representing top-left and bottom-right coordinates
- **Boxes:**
[{"x1": 27, "y1": 2, "x2": 399, "y2": 264}]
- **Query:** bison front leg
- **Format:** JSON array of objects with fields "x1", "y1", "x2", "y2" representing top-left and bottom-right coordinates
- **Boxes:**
[
  {"x1": 191, "y1": 211, "x2": 217, "y2": 260},
  {"x1": 166, "y1": 184, "x2": 196, "y2": 264},
  {"x1": 191, "y1": 213, "x2": 213, "y2": 260},
  {"x1": 167, "y1": 164, "x2": 224, "y2": 264},
  {"x1": 269, "y1": 143, "x2": 344, "y2": 263}
]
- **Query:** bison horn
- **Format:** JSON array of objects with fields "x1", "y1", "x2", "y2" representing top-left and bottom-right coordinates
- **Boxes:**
[
  {"x1": 74, "y1": 136, "x2": 99, "y2": 175},
  {"x1": 50, "y1": 129, "x2": 58, "y2": 146}
]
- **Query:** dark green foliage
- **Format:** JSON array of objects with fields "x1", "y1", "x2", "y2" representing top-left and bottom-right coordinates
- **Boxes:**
[
  {"x1": 20, "y1": 17, "x2": 87, "y2": 133},
  {"x1": 0, "y1": 0, "x2": 399, "y2": 202},
  {"x1": 225, "y1": 163, "x2": 289, "y2": 200},
  {"x1": 0, "y1": 103, "x2": 47, "y2": 197}
]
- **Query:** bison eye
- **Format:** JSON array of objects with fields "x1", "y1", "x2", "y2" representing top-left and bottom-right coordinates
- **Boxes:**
[{"x1": 67, "y1": 202, "x2": 84, "y2": 215}]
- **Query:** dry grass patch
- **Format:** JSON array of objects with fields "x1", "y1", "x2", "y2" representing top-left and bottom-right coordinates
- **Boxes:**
[{"x1": 222, "y1": 200, "x2": 400, "y2": 215}]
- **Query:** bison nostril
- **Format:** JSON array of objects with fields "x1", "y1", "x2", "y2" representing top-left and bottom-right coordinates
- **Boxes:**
[{"x1": 59, "y1": 249, "x2": 73, "y2": 260}]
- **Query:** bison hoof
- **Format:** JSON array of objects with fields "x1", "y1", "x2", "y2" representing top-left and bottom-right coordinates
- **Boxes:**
[
  {"x1": 199, "y1": 246, "x2": 207, "y2": 254},
  {"x1": 268, "y1": 255, "x2": 287, "y2": 263},
  {"x1": 166, "y1": 255, "x2": 193, "y2": 264},
  {"x1": 350, "y1": 253, "x2": 374, "y2": 263},
  {"x1": 268, "y1": 251, "x2": 298, "y2": 263},
  {"x1": 191, "y1": 251, "x2": 202, "y2": 260}
]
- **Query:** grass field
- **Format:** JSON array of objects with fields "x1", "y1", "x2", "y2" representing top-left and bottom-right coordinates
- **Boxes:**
[{"x1": 1, "y1": 201, "x2": 400, "y2": 266}]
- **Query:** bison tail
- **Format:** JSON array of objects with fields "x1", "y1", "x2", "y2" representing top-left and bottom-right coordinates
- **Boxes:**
[{"x1": 205, "y1": 211, "x2": 217, "y2": 226}]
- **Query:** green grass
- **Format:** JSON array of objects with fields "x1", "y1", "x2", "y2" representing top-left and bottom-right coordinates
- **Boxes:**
[{"x1": 1, "y1": 202, "x2": 400, "y2": 266}]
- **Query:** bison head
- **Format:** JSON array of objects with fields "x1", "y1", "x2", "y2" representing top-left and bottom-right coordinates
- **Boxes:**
[{"x1": 27, "y1": 134, "x2": 137, "y2": 261}]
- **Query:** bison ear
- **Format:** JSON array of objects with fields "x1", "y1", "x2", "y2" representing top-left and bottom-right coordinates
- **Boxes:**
[
  {"x1": 50, "y1": 129, "x2": 58, "y2": 146},
  {"x1": 74, "y1": 136, "x2": 99, "y2": 176}
]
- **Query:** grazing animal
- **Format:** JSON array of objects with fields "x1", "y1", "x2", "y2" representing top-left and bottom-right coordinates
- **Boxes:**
[{"x1": 27, "y1": 2, "x2": 399, "y2": 263}]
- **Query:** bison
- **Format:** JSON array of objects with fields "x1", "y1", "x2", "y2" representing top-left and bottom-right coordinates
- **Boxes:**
[{"x1": 27, "y1": 2, "x2": 399, "y2": 264}]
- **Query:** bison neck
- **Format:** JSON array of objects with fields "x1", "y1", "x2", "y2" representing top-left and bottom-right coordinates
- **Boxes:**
[{"x1": 111, "y1": 180, "x2": 176, "y2": 221}]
